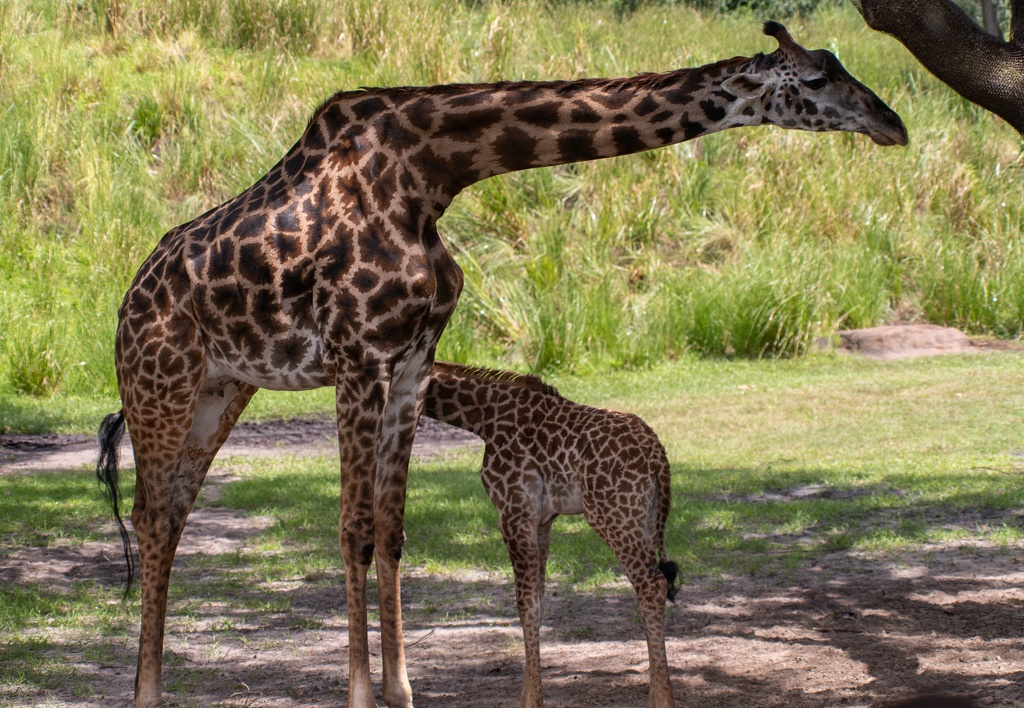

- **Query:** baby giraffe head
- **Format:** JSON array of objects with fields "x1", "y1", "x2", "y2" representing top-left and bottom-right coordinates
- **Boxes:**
[{"x1": 721, "y1": 21, "x2": 908, "y2": 146}]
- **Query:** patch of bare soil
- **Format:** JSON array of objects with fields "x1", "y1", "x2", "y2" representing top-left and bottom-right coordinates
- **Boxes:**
[{"x1": 0, "y1": 415, "x2": 481, "y2": 474}]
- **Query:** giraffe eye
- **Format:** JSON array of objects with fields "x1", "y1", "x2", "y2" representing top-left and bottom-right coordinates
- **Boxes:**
[{"x1": 802, "y1": 77, "x2": 828, "y2": 90}]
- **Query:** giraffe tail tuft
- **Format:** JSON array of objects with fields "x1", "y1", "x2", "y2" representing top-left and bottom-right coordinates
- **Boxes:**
[
  {"x1": 658, "y1": 560, "x2": 681, "y2": 603},
  {"x1": 96, "y1": 411, "x2": 135, "y2": 598},
  {"x1": 651, "y1": 439, "x2": 679, "y2": 603}
]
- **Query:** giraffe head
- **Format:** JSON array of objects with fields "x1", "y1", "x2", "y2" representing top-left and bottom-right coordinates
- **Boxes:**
[{"x1": 720, "y1": 21, "x2": 908, "y2": 146}]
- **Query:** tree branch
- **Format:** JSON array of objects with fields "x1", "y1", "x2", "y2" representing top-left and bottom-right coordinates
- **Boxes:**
[
  {"x1": 982, "y1": 0, "x2": 1002, "y2": 39},
  {"x1": 853, "y1": 0, "x2": 1024, "y2": 136},
  {"x1": 1013, "y1": 0, "x2": 1024, "y2": 42}
]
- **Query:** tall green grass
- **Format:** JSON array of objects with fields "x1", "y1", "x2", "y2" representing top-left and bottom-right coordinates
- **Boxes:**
[{"x1": 1, "y1": 0, "x2": 1022, "y2": 400}]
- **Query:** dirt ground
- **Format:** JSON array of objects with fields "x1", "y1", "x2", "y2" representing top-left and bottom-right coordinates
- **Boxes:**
[
  {"x1": 0, "y1": 415, "x2": 481, "y2": 475},
  {"x1": 3, "y1": 327, "x2": 1024, "y2": 707}
]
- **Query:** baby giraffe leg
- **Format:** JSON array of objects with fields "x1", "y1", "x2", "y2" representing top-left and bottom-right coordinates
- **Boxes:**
[
  {"x1": 500, "y1": 516, "x2": 546, "y2": 708},
  {"x1": 631, "y1": 567, "x2": 674, "y2": 708},
  {"x1": 596, "y1": 512, "x2": 675, "y2": 708}
]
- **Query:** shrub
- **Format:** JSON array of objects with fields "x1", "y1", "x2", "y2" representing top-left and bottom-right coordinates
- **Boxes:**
[
  {"x1": 683, "y1": 0, "x2": 838, "y2": 17},
  {"x1": 684, "y1": 249, "x2": 833, "y2": 358}
]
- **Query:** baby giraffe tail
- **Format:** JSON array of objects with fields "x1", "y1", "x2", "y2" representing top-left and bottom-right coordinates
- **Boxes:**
[
  {"x1": 652, "y1": 442, "x2": 681, "y2": 602},
  {"x1": 658, "y1": 560, "x2": 681, "y2": 603}
]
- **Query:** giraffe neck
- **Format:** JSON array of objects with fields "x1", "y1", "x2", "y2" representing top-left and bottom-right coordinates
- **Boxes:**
[
  {"x1": 443, "y1": 56, "x2": 759, "y2": 187},
  {"x1": 314, "y1": 54, "x2": 764, "y2": 218},
  {"x1": 423, "y1": 364, "x2": 558, "y2": 442}
]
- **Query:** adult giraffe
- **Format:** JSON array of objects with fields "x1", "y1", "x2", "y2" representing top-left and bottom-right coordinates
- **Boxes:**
[{"x1": 96, "y1": 22, "x2": 907, "y2": 708}]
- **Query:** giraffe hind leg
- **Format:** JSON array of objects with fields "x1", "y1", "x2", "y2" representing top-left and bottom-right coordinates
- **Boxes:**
[
  {"x1": 594, "y1": 513, "x2": 675, "y2": 708},
  {"x1": 127, "y1": 374, "x2": 257, "y2": 708}
]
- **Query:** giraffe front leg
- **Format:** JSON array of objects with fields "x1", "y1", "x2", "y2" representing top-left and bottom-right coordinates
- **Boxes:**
[
  {"x1": 340, "y1": 538, "x2": 374, "y2": 708},
  {"x1": 500, "y1": 516, "x2": 546, "y2": 708},
  {"x1": 336, "y1": 366, "x2": 403, "y2": 708},
  {"x1": 375, "y1": 530, "x2": 411, "y2": 708},
  {"x1": 375, "y1": 352, "x2": 435, "y2": 708}
]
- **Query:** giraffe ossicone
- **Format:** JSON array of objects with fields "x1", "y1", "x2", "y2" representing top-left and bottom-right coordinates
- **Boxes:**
[{"x1": 96, "y1": 21, "x2": 905, "y2": 708}]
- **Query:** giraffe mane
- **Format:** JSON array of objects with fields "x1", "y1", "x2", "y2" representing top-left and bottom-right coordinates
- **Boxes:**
[
  {"x1": 305, "y1": 55, "x2": 756, "y2": 129},
  {"x1": 433, "y1": 362, "x2": 562, "y2": 399}
]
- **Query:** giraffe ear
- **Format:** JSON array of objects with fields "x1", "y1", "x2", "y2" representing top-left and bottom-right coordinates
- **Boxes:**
[{"x1": 721, "y1": 73, "x2": 774, "y2": 100}]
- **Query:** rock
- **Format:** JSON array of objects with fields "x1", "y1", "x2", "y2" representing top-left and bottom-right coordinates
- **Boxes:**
[{"x1": 837, "y1": 324, "x2": 974, "y2": 360}]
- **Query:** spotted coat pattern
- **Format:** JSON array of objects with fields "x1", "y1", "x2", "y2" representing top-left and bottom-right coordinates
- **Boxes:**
[
  {"x1": 423, "y1": 362, "x2": 679, "y2": 708},
  {"x1": 102, "y1": 21, "x2": 906, "y2": 708}
]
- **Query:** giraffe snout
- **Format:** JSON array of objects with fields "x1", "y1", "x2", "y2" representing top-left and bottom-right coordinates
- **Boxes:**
[
  {"x1": 868, "y1": 112, "x2": 909, "y2": 146},
  {"x1": 865, "y1": 98, "x2": 909, "y2": 146}
]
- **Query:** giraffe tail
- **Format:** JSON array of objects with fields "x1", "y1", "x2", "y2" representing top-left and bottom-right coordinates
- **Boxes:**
[
  {"x1": 652, "y1": 440, "x2": 681, "y2": 603},
  {"x1": 96, "y1": 410, "x2": 135, "y2": 597},
  {"x1": 658, "y1": 560, "x2": 681, "y2": 603}
]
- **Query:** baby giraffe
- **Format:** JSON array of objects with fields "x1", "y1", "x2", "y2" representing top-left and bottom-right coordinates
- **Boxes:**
[{"x1": 423, "y1": 362, "x2": 679, "y2": 708}]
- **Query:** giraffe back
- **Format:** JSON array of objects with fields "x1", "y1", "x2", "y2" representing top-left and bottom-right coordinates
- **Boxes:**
[{"x1": 424, "y1": 362, "x2": 671, "y2": 527}]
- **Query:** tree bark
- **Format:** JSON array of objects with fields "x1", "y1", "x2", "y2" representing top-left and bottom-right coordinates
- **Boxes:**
[{"x1": 852, "y1": 0, "x2": 1024, "y2": 136}]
